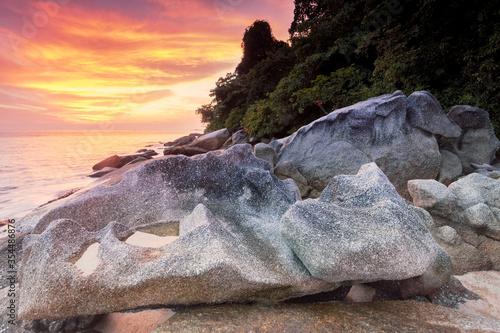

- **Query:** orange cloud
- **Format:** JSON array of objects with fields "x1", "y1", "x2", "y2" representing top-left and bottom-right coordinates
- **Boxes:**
[{"x1": 0, "y1": 0, "x2": 294, "y2": 130}]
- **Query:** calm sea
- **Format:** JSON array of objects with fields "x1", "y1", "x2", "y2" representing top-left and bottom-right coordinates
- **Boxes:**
[{"x1": 0, "y1": 130, "x2": 192, "y2": 220}]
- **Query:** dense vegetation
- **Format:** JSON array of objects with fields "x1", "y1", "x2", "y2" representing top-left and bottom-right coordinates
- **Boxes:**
[{"x1": 197, "y1": 0, "x2": 500, "y2": 137}]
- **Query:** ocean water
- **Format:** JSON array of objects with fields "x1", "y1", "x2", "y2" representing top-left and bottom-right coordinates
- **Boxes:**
[{"x1": 0, "y1": 130, "x2": 192, "y2": 220}]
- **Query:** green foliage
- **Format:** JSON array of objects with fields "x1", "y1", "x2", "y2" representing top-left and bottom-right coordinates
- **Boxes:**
[{"x1": 197, "y1": 0, "x2": 500, "y2": 137}]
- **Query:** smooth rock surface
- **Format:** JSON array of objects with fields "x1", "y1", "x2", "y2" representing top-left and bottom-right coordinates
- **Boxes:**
[
  {"x1": 189, "y1": 128, "x2": 230, "y2": 151},
  {"x1": 276, "y1": 91, "x2": 446, "y2": 199},
  {"x1": 281, "y1": 163, "x2": 448, "y2": 283},
  {"x1": 153, "y1": 301, "x2": 500, "y2": 333}
]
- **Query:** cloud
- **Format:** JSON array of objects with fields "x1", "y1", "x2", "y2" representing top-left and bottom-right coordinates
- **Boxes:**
[{"x1": 0, "y1": 0, "x2": 295, "y2": 130}]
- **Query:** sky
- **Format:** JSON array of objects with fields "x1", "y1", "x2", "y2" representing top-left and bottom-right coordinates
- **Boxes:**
[{"x1": 0, "y1": 0, "x2": 295, "y2": 131}]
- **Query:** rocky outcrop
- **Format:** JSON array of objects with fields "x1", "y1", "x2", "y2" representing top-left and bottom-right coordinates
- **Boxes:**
[
  {"x1": 163, "y1": 145, "x2": 208, "y2": 156},
  {"x1": 275, "y1": 91, "x2": 458, "y2": 199},
  {"x1": 437, "y1": 150, "x2": 462, "y2": 186},
  {"x1": 281, "y1": 163, "x2": 451, "y2": 286},
  {"x1": 152, "y1": 301, "x2": 500, "y2": 333},
  {"x1": 409, "y1": 172, "x2": 500, "y2": 273},
  {"x1": 439, "y1": 106, "x2": 500, "y2": 174}
]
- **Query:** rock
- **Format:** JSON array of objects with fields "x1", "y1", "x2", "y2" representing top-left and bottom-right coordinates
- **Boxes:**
[
  {"x1": 92, "y1": 154, "x2": 151, "y2": 171},
  {"x1": 93, "y1": 308, "x2": 176, "y2": 333},
  {"x1": 432, "y1": 226, "x2": 492, "y2": 275},
  {"x1": 88, "y1": 167, "x2": 118, "y2": 178},
  {"x1": 478, "y1": 236, "x2": 500, "y2": 270},
  {"x1": 164, "y1": 133, "x2": 200, "y2": 147},
  {"x1": 463, "y1": 203, "x2": 500, "y2": 240},
  {"x1": 125, "y1": 157, "x2": 150, "y2": 166},
  {"x1": 18, "y1": 145, "x2": 342, "y2": 320},
  {"x1": 407, "y1": 179, "x2": 458, "y2": 218},
  {"x1": 189, "y1": 128, "x2": 230, "y2": 151},
  {"x1": 136, "y1": 148, "x2": 148, "y2": 153},
  {"x1": 248, "y1": 137, "x2": 260, "y2": 145},
  {"x1": 231, "y1": 129, "x2": 249, "y2": 145},
  {"x1": 253, "y1": 143, "x2": 277, "y2": 167},
  {"x1": 428, "y1": 276, "x2": 481, "y2": 309},
  {"x1": 439, "y1": 105, "x2": 500, "y2": 174},
  {"x1": 471, "y1": 163, "x2": 500, "y2": 171},
  {"x1": 220, "y1": 137, "x2": 233, "y2": 149},
  {"x1": 274, "y1": 161, "x2": 311, "y2": 198},
  {"x1": 152, "y1": 301, "x2": 500, "y2": 333},
  {"x1": 280, "y1": 163, "x2": 449, "y2": 284},
  {"x1": 437, "y1": 150, "x2": 462, "y2": 186},
  {"x1": 448, "y1": 173, "x2": 500, "y2": 210},
  {"x1": 163, "y1": 145, "x2": 208, "y2": 156},
  {"x1": 407, "y1": 91, "x2": 462, "y2": 137},
  {"x1": 276, "y1": 91, "x2": 445, "y2": 199},
  {"x1": 23, "y1": 315, "x2": 102, "y2": 333}
]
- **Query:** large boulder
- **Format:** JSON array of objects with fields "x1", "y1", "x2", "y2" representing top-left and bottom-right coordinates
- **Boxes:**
[
  {"x1": 437, "y1": 150, "x2": 462, "y2": 186},
  {"x1": 280, "y1": 163, "x2": 451, "y2": 284},
  {"x1": 253, "y1": 143, "x2": 277, "y2": 167},
  {"x1": 163, "y1": 133, "x2": 201, "y2": 147},
  {"x1": 189, "y1": 128, "x2": 230, "y2": 151},
  {"x1": 163, "y1": 145, "x2": 208, "y2": 156},
  {"x1": 276, "y1": 91, "x2": 452, "y2": 199},
  {"x1": 439, "y1": 105, "x2": 500, "y2": 174},
  {"x1": 92, "y1": 154, "x2": 152, "y2": 171},
  {"x1": 18, "y1": 145, "x2": 295, "y2": 235},
  {"x1": 18, "y1": 145, "x2": 343, "y2": 320}
]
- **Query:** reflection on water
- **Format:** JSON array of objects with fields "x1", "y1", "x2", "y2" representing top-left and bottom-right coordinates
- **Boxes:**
[{"x1": 0, "y1": 130, "x2": 191, "y2": 219}]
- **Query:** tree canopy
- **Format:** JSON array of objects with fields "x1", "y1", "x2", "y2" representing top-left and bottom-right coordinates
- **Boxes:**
[{"x1": 197, "y1": 0, "x2": 500, "y2": 137}]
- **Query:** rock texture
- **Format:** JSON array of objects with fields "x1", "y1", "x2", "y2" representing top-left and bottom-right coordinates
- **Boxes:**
[
  {"x1": 281, "y1": 163, "x2": 451, "y2": 284},
  {"x1": 409, "y1": 173, "x2": 500, "y2": 273},
  {"x1": 438, "y1": 150, "x2": 462, "y2": 186},
  {"x1": 275, "y1": 91, "x2": 457, "y2": 199},
  {"x1": 153, "y1": 301, "x2": 500, "y2": 333},
  {"x1": 19, "y1": 145, "x2": 345, "y2": 320},
  {"x1": 253, "y1": 143, "x2": 277, "y2": 167},
  {"x1": 189, "y1": 128, "x2": 230, "y2": 151},
  {"x1": 92, "y1": 153, "x2": 152, "y2": 171},
  {"x1": 439, "y1": 105, "x2": 500, "y2": 174}
]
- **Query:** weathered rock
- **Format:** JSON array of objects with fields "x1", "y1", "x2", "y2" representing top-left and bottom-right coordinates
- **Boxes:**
[
  {"x1": 163, "y1": 145, "x2": 208, "y2": 156},
  {"x1": 439, "y1": 105, "x2": 500, "y2": 174},
  {"x1": 407, "y1": 91, "x2": 461, "y2": 137},
  {"x1": 276, "y1": 91, "x2": 445, "y2": 199},
  {"x1": 136, "y1": 149, "x2": 158, "y2": 157},
  {"x1": 463, "y1": 203, "x2": 500, "y2": 240},
  {"x1": 231, "y1": 129, "x2": 249, "y2": 145},
  {"x1": 428, "y1": 276, "x2": 481, "y2": 309},
  {"x1": 18, "y1": 145, "x2": 345, "y2": 320},
  {"x1": 125, "y1": 157, "x2": 150, "y2": 166},
  {"x1": 410, "y1": 172, "x2": 500, "y2": 274},
  {"x1": 432, "y1": 226, "x2": 492, "y2": 274},
  {"x1": 88, "y1": 167, "x2": 118, "y2": 178},
  {"x1": 92, "y1": 154, "x2": 151, "y2": 171},
  {"x1": 274, "y1": 161, "x2": 311, "y2": 198},
  {"x1": 152, "y1": 301, "x2": 500, "y2": 333},
  {"x1": 407, "y1": 179, "x2": 458, "y2": 218},
  {"x1": 253, "y1": 143, "x2": 277, "y2": 167},
  {"x1": 189, "y1": 128, "x2": 230, "y2": 151},
  {"x1": 164, "y1": 133, "x2": 200, "y2": 147},
  {"x1": 438, "y1": 150, "x2": 462, "y2": 186},
  {"x1": 22, "y1": 315, "x2": 102, "y2": 333},
  {"x1": 281, "y1": 163, "x2": 450, "y2": 284}
]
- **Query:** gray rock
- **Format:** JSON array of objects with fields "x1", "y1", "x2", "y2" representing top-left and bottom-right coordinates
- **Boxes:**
[
  {"x1": 274, "y1": 161, "x2": 311, "y2": 198},
  {"x1": 253, "y1": 143, "x2": 277, "y2": 167},
  {"x1": 164, "y1": 133, "x2": 200, "y2": 147},
  {"x1": 448, "y1": 173, "x2": 500, "y2": 210},
  {"x1": 437, "y1": 150, "x2": 462, "y2": 186},
  {"x1": 276, "y1": 91, "x2": 442, "y2": 199},
  {"x1": 190, "y1": 128, "x2": 230, "y2": 151},
  {"x1": 463, "y1": 203, "x2": 500, "y2": 240},
  {"x1": 87, "y1": 167, "x2": 118, "y2": 178},
  {"x1": 432, "y1": 226, "x2": 492, "y2": 274},
  {"x1": 280, "y1": 163, "x2": 448, "y2": 283},
  {"x1": 440, "y1": 105, "x2": 500, "y2": 174},
  {"x1": 232, "y1": 129, "x2": 249, "y2": 145},
  {"x1": 92, "y1": 154, "x2": 152, "y2": 171},
  {"x1": 18, "y1": 145, "x2": 294, "y2": 235},
  {"x1": 407, "y1": 179, "x2": 458, "y2": 218},
  {"x1": 19, "y1": 206, "x2": 339, "y2": 320},
  {"x1": 406, "y1": 91, "x2": 461, "y2": 137},
  {"x1": 163, "y1": 145, "x2": 208, "y2": 156}
]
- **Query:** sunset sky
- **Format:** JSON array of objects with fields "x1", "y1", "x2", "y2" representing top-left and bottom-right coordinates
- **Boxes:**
[{"x1": 0, "y1": 0, "x2": 294, "y2": 131}]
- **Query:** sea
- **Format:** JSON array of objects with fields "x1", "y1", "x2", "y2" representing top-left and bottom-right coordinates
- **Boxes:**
[{"x1": 0, "y1": 130, "x2": 193, "y2": 220}]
